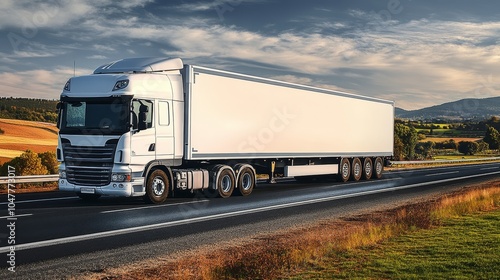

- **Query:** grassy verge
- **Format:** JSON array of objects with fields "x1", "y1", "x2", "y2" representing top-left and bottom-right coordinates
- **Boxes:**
[
  {"x1": 88, "y1": 181, "x2": 500, "y2": 280},
  {"x1": 387, "y1": 158, "x2": 500, "y2": 170},
  {"x1": 286, "y1": 191, "x2": 500, "y2": 279}
]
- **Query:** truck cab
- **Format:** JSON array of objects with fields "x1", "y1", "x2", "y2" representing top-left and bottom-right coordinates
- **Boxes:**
[{"x1": 57, "y1": 57, "x2": 184, "y2": 203}]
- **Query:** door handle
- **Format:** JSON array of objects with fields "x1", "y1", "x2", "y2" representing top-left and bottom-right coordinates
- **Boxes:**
[{"x1": 148, "y1": 143, "x2": 156, "y2": 152}]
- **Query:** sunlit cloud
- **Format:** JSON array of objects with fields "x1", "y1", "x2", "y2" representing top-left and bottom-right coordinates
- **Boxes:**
[{"x1": 1, "y1": 1, "x2": 500, "y2": 110}]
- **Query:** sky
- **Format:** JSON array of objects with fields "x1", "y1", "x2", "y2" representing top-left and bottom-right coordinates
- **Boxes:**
[{"x1": 0, "y1": 0, "x2": 500, "y2": 110}]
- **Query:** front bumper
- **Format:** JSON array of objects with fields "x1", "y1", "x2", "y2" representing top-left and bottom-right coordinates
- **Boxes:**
[{"x1": 58, "y1": 178, "x2": 145, "y2": 197}]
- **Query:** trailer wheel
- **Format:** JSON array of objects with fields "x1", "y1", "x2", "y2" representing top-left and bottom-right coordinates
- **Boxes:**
[
  {"x1": 234, "y1": 164, "x2": 256, "y2": 196},
  {"x1": 374, "y1": 157, "x2": 384, "y2": 179},
  {"x1": 351, "y1": 158, "x2": 362, "y2": 181},
  {"x1": 144, "y1": 169, "x2": 169, "y2": 204},
  {"x1": 339, "y1": 158, "x2": 351, "y2": 182},
  {"x1": 363, "y1": 158, "x2": 373, "y2": 180}
]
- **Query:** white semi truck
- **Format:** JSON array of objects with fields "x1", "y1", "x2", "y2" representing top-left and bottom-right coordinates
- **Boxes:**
[{"x1": 57, "y1": 57, "x2": 394, "y2": 203}]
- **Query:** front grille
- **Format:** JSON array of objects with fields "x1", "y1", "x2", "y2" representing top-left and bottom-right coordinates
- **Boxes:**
[{"x1": 63, "y1": 140, "x2": 117, "y2": 186}]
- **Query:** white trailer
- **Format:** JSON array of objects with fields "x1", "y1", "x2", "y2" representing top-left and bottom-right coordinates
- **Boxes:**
[{"x1": 57, "y1": 57, "x2": 394, "y2": 203}]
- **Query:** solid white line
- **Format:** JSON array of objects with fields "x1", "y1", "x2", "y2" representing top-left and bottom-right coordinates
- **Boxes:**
[
  {"x1": 0, "y1": 196, "x2": 77, "y2": 205},
  {"x1": 480, "y1": 166, "x2": 500, "y2": 170},
  {"x1": 425, "y1": 171, "x2": 459, "y2": 177},
  {"x1": 101, "y1": 200, "x2": 210, "y2": 214},
  {"x1": 1, "y1": 170, "x2": 499, "y2": 253},
  {"x1": 0, "y1": 214, "x2": 33, "y2": 219}
]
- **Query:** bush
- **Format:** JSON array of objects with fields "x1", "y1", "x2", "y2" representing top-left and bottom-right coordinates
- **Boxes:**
[
  {"x1": 483, "y1": 125, "x2": 500, "y2": 150},
  {"x1": 435, "y1": 139, "x2": 458, "y2": 150},
  {"x1": 38, "y1": 151, "x2": 59, "y2": 174},
  {"x1": 1, "y1": 150, "x2": 48, "y2": 176},
  {"x1": 458, "y1": 141, "x2": 479, "y2": 155}
]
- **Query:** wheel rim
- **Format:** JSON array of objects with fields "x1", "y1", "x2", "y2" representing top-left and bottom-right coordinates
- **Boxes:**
[
  {"x1": 152, "y1": 176, "x2": 165, "y2": 196},
  {"x1": 221, "y1": 174, "x2": 232, "y2": 193},
  {"x1": 241, "y1": 173, "x2": 252, "y2": 190},
  {"x1": 342, "y1": 162, "x2": 349, "y2": 178},
  {"x1": 354, "y1": 162, "x2": 361, "y2": 177},
  {"x1": 365, "y1": 162, "x2": 372, "y2": 175},
  {"x1": 376, "y1": 161, "x2": 383, "y2": 174}
]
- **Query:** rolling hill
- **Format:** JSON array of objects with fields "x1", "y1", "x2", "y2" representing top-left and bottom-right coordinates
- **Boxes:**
[
  {"x1": 396, "y1": 97, "x2": 500, "y2": 120},
  {"x1": 0, "y1": 118, "x2": 58, "y2": 165}
]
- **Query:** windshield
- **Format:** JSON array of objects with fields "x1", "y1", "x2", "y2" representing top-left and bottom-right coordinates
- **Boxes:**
[{"x1": 60, "y1": 98, "x2": 130, "y2": 135}]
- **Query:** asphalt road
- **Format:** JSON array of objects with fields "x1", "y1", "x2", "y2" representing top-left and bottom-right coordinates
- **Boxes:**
[{"x1": 0, "y1": 163, "x2": 499, "y2": 279}]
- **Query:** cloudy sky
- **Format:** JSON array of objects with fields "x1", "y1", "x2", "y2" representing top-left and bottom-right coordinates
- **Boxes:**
[{"x1": 1, "y1": 0, "x2": 499, "y2": 110}]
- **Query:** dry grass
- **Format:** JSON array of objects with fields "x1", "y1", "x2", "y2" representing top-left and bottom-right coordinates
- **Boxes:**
[
  {"x1": 422, "y1": 137, "x2": 481, "y2": 143},
  {"x1": 0, "y1": 182, "x2": 58, "y2": 194},
  {"x1": 85, "y1": 180, "x2": 500, "y2": 280}
]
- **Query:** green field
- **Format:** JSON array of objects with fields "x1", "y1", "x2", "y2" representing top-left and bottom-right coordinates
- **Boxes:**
[{"x1": 288, "y1": 210, "x2": 500, "y2": 279}]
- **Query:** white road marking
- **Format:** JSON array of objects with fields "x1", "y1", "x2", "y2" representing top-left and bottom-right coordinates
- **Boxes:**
[
  {"x1": 101, "y1": 200, "x2": 210, "y2": 214},
  {"x1": 425, "y1": 171, "x2": 459, "y2": 177},
  {"x1": 0, "y1": 196, "x2": 77, "y2": 205},
  {"x1": 0, "y1": 213, "x2": 33, "y2": 219},
  {"x1": 1, "y1": 170, "x2": 499, "y2": 254},
  {"x1": 480, "y1": 166, "x2": 500, "y2": 170}
]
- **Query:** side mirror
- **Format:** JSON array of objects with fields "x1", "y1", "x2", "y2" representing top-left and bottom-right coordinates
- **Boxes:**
[
  {"x1": 138, "y1": 104, "x2": 149, "y2": 131},
  {"x1": 138, "y1": 112, "x2": 147, "y2": 130},
  {"x1": 56, "y1": 102, "x2": 62, "y2": 129}
]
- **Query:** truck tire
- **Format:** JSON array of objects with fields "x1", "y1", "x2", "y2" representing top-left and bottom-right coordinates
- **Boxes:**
[
  {"x1": 145, "y1": 169, "x2": 169, "y2": 204},
  {"x1": 363, "y1": 158, "x2": 373, "y2": 180},
  {"x1": 374, "y1": 157, "x2": 384, "y2": 179},
  {"x1": 339, "y1": 158, "x2": 351, "y2": 182},
  {"x1": 204, "y1": 165, "x2": 235, "y2": 198},
  {"x1": 351, "y1": 158, "x2": 362, "y2": 181},
  {"x1": 234, "y1": 164, "x2": 255, "y2": 196}
]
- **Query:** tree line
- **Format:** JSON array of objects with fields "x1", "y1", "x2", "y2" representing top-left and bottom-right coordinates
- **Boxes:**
[
  {"x1": 394, "y1": 117, "x2": 500, "y2": 160},
  {"x1": 0, "y1": 97, "x2": 58, "y2": 123}
]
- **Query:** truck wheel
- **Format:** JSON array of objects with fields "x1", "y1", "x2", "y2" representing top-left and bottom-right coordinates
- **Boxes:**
[
  {"x1": 374, "y1": 157, "x2": 384, "y2": 179},
  {"x1": 217, "y1": 167, "x2": 235, "y2": 198},
  {"x1": 339, "y1": 158, "x2": 351, "y2": 182},
  {"x1": 363, "y1": 158, "x2": 373, "y2": 180},
  {"x1": 235, "y1": 165, "x2": 255, "y2": 196},
  {"x1": 351, "y1": 158, "x2": 362, "y2": 181},
  {"x1": 204, "y1": 165, "x2": 235, "y2": 198},
  {"x1": 145, "y1": 169, "x2": 169, "y2": 204}
]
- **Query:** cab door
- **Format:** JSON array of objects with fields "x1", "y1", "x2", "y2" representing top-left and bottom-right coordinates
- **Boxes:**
[
  {"x1": 130, "y1": 99, "x2": 156, "y2": 171},
  {"x1": 155, "y1": 100, "x2": 174, "y2": 160}
]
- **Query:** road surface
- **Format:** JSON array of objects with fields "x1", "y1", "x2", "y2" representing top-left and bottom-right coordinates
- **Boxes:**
[{"x1": 0, "y1": 163, "x2": 499, "y2": 278}]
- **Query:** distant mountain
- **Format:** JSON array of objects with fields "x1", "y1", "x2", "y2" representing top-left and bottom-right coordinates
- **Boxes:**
[{"x1": 396, "y1": 97, "x2": 500, "y2": 120}]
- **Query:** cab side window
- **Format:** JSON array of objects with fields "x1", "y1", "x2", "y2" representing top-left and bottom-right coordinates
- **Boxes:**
[
  {"x1": 132, "y1": 99, "x2": 154, "y2": 130},
  {"x1": 159, "y1": 101, "x2": 170, "y2": 126}
]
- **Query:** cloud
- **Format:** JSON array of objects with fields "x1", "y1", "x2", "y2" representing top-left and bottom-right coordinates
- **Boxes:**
[
  {"x1": 2, "y1": 2, "x2": 500, "y2": 110},
  {"x1": 86, "y1": 55, "x2": 108, "y2": 59},
  {"x1": 0, "y1": 67, "x2": 92, "y2": 99},
  {"x1": 174, "y1": 0, "x2": 264, "y2": 12},
  {"x1": 0, "y1": 0, "x2": 154, "y2": 30},
  {"x1": 8, "y1": 15, "x2": 500, "y2": 109}
]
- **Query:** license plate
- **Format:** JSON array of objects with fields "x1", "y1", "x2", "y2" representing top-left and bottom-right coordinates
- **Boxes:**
[{"x1": 80, "y1": 187, "x2": 95, "y2": 194}]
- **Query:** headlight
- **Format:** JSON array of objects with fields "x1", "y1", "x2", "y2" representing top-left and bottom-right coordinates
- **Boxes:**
[
  {"x1": 111, "y1": 173, "x2": 131, "y2": 182},
  {"x1": 113, "y1": 79, "x2": 129, "y2": 91},
  {"x1": 59, "y1": 170, "x2": 67, "y2": 179}
]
